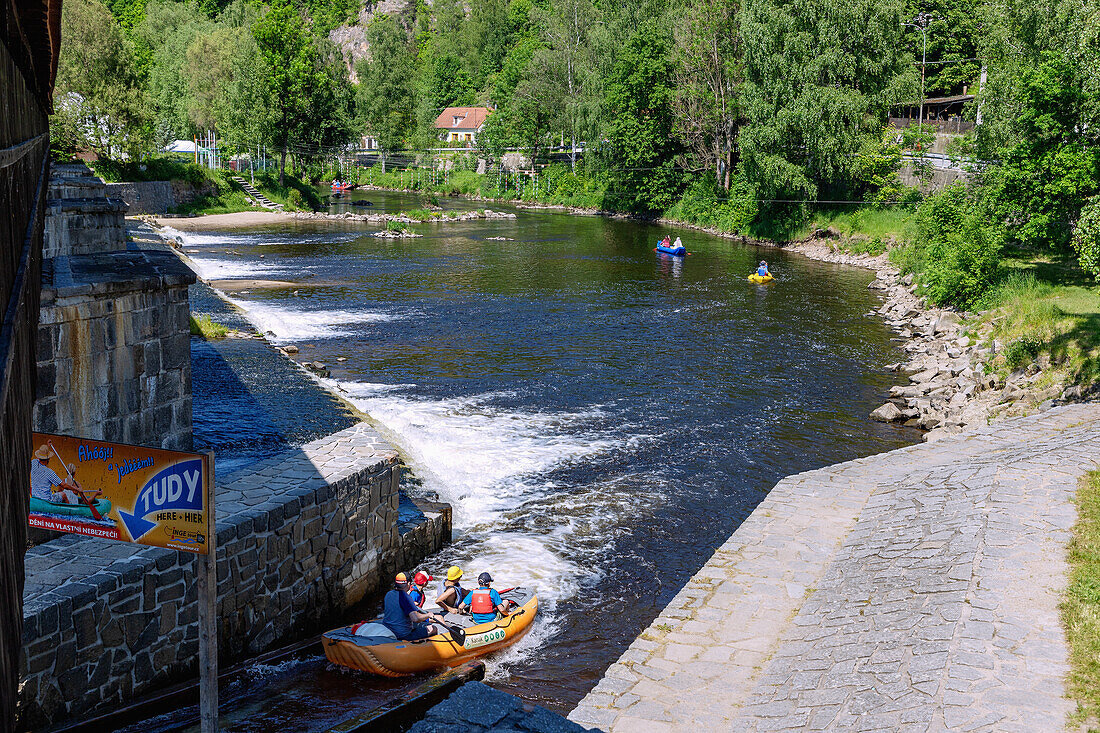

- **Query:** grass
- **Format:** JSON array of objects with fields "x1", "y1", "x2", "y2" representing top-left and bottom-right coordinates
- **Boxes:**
[
  {"x1": 189, "y1": 315, "x2": 228, "y2": 339},
  {"x1": 403, "y1": 209, "x2": 437, "y2": 221},
  {"x1": 967, "y1": 262, "x2": 1100, "y2": 387},
  {"x1": 1064, "y1": 471, "x2": 1100, "y2": 731}
]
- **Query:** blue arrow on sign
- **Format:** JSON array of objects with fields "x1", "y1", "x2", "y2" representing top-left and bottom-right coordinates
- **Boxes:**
[{"x1": 118, "y1": 458, "x2": 205, "y2": 541}]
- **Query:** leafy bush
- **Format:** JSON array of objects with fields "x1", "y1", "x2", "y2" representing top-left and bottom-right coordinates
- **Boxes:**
[
  {"x1": 91, "y1": 156, "x2": 208, "y2": 185},
  {"x1": 1073, "y1": 195, "x2": 1100, "y2": 280},
  {"x1": 665, "y1": 173, "x2": 758, "y2": 234},
  {"x1": 286, "y1": 189, "x2": 306, "y2": 211},
  {"x1": 1004, "y1": 336, "x2": 1044, "y2": 369},
  {"x1": 891, "y1": 184, "x2": 1003, "y2": 308}
]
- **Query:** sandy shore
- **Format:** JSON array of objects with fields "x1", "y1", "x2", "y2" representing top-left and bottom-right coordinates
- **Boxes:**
[{"x1": 153, "y1": 211, "x2": 291, "y2": 230}]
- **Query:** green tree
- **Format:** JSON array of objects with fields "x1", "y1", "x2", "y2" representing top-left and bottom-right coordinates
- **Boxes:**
[
  {"x1": 739, "y1": 0, "x2": 910, "y2": 220},
  {"x1": 672, "y1": 0, "x2": 742, "y2": 187},
  {"x1": 357, "y1": 15, "x2": 416, "y2": 172},
  {"x1": 533, "y1": 0, "x2": 598, "y2": 170},
  {"x1": 900, "y1": 0, "x2": 983, "y2": 97},
  {"x1": 53, "y1": 0, "x2": 149, "y2": 159},
  {"x1": 137, "y1": 0, "x2": 213, "y2": 142},
  {"x1": 252, "y1": 0, "x2": 352, "y2": 183},
  {"x1": 985, "y1": 52, "x2": 1100, "y2": 251},
  {"x1": 185, "y1": 26, "x2": 239, "y2": 132},
  {"x1": 602, "y1": 25, "x2": 681, "y2": 212}
]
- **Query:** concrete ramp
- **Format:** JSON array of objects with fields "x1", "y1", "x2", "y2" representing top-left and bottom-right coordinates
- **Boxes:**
[{"x1": 570, "y1": 403, "x2": 1100, "y2": 731}]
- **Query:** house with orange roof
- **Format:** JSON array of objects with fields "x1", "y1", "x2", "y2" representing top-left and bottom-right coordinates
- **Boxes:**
[{"x1": 434, "y1": 107, "x2": 492, "y2": 146}]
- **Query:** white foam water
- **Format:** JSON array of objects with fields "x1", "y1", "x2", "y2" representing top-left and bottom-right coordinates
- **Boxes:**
[
  {"x1": 185, "y1": 256, "x2": 292, "y2": 281},
  {"x1": 222, "y1": 298, "x2": 396, "y2": 342},
  {"x1": 326, "y1": 379, "x2": 652, "y2": 678}
]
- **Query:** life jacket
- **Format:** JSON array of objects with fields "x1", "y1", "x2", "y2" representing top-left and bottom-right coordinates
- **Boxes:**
[
  {"x1": 469, "y1": 588, "x2": 494, "y2": 615},
  {"x1": 444, "y1": 582, "x2": 464, "y2": 608},
  {"x1": 758, "y1": 266, "x2": 768, "y2": 276}
]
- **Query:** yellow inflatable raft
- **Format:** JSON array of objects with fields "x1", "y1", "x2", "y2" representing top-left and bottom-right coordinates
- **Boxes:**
[
  {"x1": 322, "y1": 587, "x2": 538, "y2": 677},
  {"x1": 748, "y1": 273, "x2": 774, "y2": 283}
]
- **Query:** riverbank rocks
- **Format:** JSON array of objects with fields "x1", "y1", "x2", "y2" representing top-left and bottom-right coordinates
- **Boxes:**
[
  {"x1": 870, "y1": 402, "x2": 903, "y2": 422},
  {"x1": 291, "y1": 209, "x2": 515, "y2": 225},
  {"x1": 370, "y1": 230, "x2": 423, "y2": 238},
  {"x1": 783, "y1": 239, "x2": 1093, "y2": 441}
]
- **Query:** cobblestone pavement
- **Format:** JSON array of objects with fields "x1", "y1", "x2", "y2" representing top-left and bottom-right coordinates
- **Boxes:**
[{"x1": 569, "y1": 403, "x2": 1100, "y2": 731}]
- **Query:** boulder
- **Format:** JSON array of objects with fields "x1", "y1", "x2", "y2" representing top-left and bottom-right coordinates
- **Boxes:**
[
  {"x1": 918, "y1": 411, "x2": 944, "y2": 430},
  {"x1": 934, "y1": 312, "x2": 960, "y2": 334},
  {"x1": 910, "y1": 368, "x2": 939, "y2": 384},
  {"x1": 870, "y1": 402, "x2": 904, "y2": 422}
]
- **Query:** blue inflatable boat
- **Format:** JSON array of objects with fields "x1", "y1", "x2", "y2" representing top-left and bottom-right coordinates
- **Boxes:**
[{"x1": 655, "y1": 243, "x2": 687, "y2": 256}]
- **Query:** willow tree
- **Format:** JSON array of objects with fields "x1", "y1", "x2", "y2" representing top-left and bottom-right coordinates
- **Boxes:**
[
  {"x1": 739, "y1": 0, "x2": 910, "y2": 220},
  {"x1": 673, "y1": 0, "x2": 742, "y2": 188},
  {"x1": 533, "y1": 0, "x2": 598, "y2": 171}
]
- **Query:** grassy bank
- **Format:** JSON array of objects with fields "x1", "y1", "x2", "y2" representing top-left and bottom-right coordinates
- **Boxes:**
[{"x1": 1064, "y1": 470, "x2": 1100, "y2": 730}]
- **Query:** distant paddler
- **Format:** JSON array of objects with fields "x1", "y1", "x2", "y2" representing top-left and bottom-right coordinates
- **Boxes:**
[{"x1": 748, "y1": 260, "x2": 774, "y2": 283}]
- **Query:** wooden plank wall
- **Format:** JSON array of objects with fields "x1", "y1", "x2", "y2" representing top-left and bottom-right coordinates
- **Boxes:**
[{"x1": 2, "y1": 0, "x2": 58, "y2": 728}]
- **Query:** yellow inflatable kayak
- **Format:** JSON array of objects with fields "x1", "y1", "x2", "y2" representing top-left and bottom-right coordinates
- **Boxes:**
[
  {"x1": 748, "y1": 273, "x2": 774, "y2": 283},
  {"x1": 322, "y1": 587, "x2": 538, "y2": 677}
]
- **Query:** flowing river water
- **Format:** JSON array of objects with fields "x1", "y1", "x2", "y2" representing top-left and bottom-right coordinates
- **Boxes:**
[{"x1": 167, "y1": 189, "x2": 918, "y2": 722}]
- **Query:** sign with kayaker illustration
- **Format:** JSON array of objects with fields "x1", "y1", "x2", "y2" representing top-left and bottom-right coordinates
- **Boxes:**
[{"x1": 28, "y1": 432, "x2": 212, "y2": 554}]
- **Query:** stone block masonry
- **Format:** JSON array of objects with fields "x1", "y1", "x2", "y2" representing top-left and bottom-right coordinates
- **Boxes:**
[
  {"x1": 105, "y1": 180, "x2": 214, "y2": 216},
  {"x1": 35, "y1": 162, "x2": 197, "y2": 454},
  {"x1": 570, "y1": 403, "x2": 1100, "y2": 732},
  {"x1": 18, "y1": 422, "x2": 445, "y2": 729},
  {"x1": 35, "y1": 250, "x2": 195, "y2": 451}
]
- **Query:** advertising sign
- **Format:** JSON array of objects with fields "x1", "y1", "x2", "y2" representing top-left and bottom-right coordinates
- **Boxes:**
[{"x1": 28, "y1": 432, "x2": 212, "y2": 554}]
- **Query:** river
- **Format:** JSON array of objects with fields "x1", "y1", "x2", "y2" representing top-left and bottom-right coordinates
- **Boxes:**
[{"x1": 169, "y1": 188, "x2": 918, "y2": 718}]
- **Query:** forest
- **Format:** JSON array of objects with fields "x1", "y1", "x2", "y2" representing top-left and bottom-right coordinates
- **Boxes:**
[{"x1": 52, "y1": 0, "x2": 1100, "y2": 305}]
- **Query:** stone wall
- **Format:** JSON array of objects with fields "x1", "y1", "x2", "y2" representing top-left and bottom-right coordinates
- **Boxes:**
[
  {"x1": 899, "y1": 160, "x2": 969, "y2": 191},
  {"x1": 35, "y1": 252, "x2": 194, "y2": 451},
  {"x1": 105, "y1": 180, "x2": 212, "y2": 215},
  {"x1": 18, "y1": 423, "x2": 449, "y2": 729},
  {"x1": 36, "y1": 163, "x2": 196, "y2": 453}
]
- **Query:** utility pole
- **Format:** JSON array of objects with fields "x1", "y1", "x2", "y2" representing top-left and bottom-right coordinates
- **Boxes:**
[{"x1": 903, "y1": 17, "x2": 930, "y2": 132}]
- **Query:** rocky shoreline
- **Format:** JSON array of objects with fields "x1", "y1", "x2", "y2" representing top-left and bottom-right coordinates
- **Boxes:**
[
  {"x1": 290, "y1": 208, "x2": 516, "y2": 224},
  {"x1": 787, "y1": 235, "x2": 1092, "y2": 442}
]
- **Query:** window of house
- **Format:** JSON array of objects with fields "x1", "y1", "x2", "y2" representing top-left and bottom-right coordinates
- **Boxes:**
[{"x1": 465, "y1": 133, "x2": 472, "y2": 141}]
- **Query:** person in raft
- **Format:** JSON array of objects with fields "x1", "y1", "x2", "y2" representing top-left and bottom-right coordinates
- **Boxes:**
[
  {"x1": 458, "y1": 573, "x2": 511, "y2": 625},
  {"x1": 407, "y1": 571, "x2": 432, "y2": 608},
  {"x1": 30, "y1": 443, "x2": 92, "y2": 505},
  {"x1": 435, "y1": 566, "x2": 466, "y2": 614},
  {"x1": 756, "y1": 260, "x2": 770, "y2": 277},
  {"x1": 660, "y1": 235, "x2": 671, "y2": 248},
  {"x1": 673, "y1": 236, "x2": 683, "y2": 250},
  {"x1": 383, "y1": 572, "x2": 446, "y2": 640}
]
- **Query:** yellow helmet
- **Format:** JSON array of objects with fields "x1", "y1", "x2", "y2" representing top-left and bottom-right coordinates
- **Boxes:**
[{"x1": 446, "y1": 566, "x2": 463, "y2": 581}]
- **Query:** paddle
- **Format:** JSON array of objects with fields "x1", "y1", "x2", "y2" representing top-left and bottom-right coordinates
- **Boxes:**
[
  {"x1": 50, "y1": 442, "x2": 103, "y2": 520},
  {"x1": 430, "y1": 614, "x2": 466, "y2": 645}
]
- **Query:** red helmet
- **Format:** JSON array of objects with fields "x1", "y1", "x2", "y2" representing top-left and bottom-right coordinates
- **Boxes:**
[{"x1": 413, "y1": 571, "x2": 432, "y2": 587}]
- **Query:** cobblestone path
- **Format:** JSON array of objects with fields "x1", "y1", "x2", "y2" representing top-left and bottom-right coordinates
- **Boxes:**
[{"x1": 569, "y1": 404, "x2": 1100, "y2": 731}]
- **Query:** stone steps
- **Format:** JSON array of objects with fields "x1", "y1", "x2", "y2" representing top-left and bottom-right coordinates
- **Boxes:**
[{"x1": 231, "y1": 176, "x2": 283, "y2": 211}]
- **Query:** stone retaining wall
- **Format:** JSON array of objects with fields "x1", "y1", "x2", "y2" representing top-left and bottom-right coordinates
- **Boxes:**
[
  {"x1": 105, "y1": 180, "x2": 212, "y2": 215},
  {"x1": 35, "y1": 252, "x2": 195, "y2": 452},
  {"x1": 18, "y1": 423, "x2": 448, "y2": 729}
]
